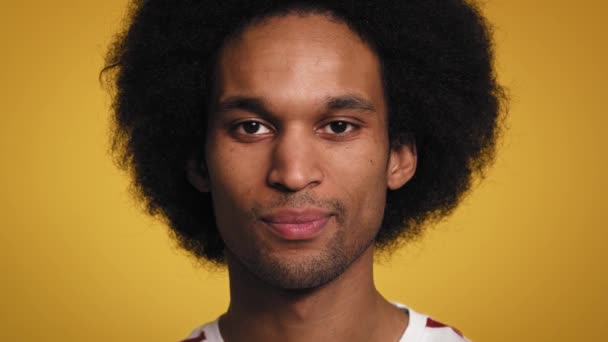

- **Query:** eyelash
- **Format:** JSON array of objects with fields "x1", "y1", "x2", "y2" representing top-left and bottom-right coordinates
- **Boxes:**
[
  {"x1": 232, "y1": 120, "x2": 359, "y2": 137},
  {"x1": 233, "y1": 120, "x2": 272, "y2": 135}
]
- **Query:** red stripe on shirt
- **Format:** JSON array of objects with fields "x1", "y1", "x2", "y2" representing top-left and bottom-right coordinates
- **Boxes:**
[
  {"x1": 181, "y1": 331, "x2": 206, "y2": 342},
  {"x1": 426, "y1": 317, "x2": 464, "y2": 337}
]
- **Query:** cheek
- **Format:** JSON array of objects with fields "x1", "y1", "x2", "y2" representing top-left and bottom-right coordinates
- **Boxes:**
[
  {"x1": 205, "y1": 151, "x2": 262, "y2": 253},
  {"x1": 327, "y1": 144, "x2": 389, "y2": 229},
  {"x1": 206, "y1": 135, "x2": 265, "y2": 198},
  {"x1": 205, "y1": 142, "x2": 260, "y2": 227}
]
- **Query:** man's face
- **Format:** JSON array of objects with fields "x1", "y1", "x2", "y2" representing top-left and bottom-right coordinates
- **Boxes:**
[{"x1": 202, "y1": 14, "x2": 411, "y2": 289}]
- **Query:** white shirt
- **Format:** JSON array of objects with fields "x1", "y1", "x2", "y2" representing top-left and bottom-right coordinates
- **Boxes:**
[{"x1": 181, "y1": 303, "x2": 470, "y2": 342}]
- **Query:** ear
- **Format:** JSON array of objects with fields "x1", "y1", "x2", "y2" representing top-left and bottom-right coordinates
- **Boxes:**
[
  {"x1": 186, "y1": 157, "x2": 210, "y2": 193},
  {"x1": 386, "y1": 142, "x2": 417, "y2": 190}
]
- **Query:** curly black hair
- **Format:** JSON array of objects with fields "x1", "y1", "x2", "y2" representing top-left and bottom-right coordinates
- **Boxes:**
[{"x1": 102, "y1": 0, "x2": 506, "y2": 264}]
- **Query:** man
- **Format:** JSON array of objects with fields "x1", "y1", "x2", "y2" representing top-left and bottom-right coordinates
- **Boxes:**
[{"x1": 103, "y1": 1, "x2": 504, "y2": 341}]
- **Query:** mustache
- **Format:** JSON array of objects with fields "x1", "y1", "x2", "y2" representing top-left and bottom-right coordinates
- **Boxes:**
[{"x1": 251, "y1": 192, "x2": 346, "y2": 223}]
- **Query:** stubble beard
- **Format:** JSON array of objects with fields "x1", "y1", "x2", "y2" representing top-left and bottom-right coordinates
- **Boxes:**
[
  {"x1": 231, "y1": 222, "x2": 377, "y2": 290},
  {"x1": 222, "y1": 193, "x2": 380, "y2": 290}
]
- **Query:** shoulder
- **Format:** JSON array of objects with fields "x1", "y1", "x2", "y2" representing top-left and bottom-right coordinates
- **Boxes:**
[
  {"x1": 180, "y1": 319, "x2": 222, "y2": 342},
  {"x1": 419, "y1": 316, "x2": 470, "y2": 342},
  {"x1": 396, "y1": 303, "x2": 471, "y2": 342}
]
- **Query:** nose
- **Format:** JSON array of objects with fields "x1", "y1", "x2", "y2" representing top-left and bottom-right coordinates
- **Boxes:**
[{"x1": 266, "y1": 129, "x2": 323, "y2": 192}]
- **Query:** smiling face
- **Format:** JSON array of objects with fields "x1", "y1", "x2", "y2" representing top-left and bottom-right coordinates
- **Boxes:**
[{"x1": 192, "y1": 13, "x2": 416, "y2": 289}]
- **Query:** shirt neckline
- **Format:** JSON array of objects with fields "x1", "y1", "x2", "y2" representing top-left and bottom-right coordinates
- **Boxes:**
[{"x1": 201, "y1": 302, "x2": 427, "y2": 342}]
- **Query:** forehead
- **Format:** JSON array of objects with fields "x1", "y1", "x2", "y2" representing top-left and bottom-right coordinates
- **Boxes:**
[{"x1": 217, "y1": 14, "x2": 385, "y2": 108}]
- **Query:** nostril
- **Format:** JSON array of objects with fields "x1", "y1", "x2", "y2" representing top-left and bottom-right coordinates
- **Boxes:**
[{"x1": 269, "y1": 182, "x2": 293, "y2": 193}]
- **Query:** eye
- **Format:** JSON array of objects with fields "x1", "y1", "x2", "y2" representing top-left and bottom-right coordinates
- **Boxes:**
[
  {"x1": 234, "y1": 120, "x2": 272, "y2": 135},
  {"x1": 319, "y1": 121, "x2": 358, "y2": 135}
]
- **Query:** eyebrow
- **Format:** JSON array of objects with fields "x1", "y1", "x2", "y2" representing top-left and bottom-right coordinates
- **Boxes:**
[
  {"x1": 215, "y1": 94, "x2": 376, "y2": 117},
  {"x1": 325, "y1": 94, "x2": 376, "y2": 112},
  {"x1": 215, "y1": 96, "x2": 273, "y2": 117}
]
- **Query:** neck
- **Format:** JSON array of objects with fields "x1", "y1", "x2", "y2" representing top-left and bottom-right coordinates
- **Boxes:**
[{"x1": 219, "y1": 246, "x2": 408, "y2": 342}]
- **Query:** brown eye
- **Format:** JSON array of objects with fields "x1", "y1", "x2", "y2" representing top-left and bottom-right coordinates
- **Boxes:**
[
  {"x1": 236, "y1": 121, "x2": 271, "y2": 135},
  {"x1": 320, "y1": 121, "x2": 357, "y2": 135},
  {"x1": 329, "y1": 121, "x2": 348, "y2": 133}
]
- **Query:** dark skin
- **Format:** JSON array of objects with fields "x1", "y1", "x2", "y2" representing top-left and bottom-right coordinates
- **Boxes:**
[{"x1": 188, "y1": 14, "x2": 417, "y2": 341}]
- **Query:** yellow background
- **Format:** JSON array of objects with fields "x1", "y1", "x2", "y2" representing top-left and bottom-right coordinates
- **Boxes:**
[{"x1": 1, "y1": 0, "x2": 606, "y2": 341}]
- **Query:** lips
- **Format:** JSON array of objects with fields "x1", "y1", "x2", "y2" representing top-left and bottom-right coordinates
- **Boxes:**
[{"x1": 260, "y1": 207, "x2": 332, "y2": 240}]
